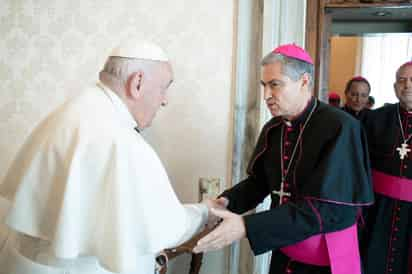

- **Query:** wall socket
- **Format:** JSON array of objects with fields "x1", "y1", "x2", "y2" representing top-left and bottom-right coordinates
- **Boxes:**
[{"x1": 199, "y1": 177, "x2": 221, "y2": 201}]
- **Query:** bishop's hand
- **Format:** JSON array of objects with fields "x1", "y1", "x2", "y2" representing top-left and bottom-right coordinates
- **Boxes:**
[
  {"x1": 203, "y1": 197, "x2": 229, "y2": 229},
  {"x1": 193, "y1": 207, "x2": 246, "y2": 253}
]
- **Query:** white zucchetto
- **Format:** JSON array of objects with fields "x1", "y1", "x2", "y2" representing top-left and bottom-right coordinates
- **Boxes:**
[{"x1": 110, "y1": 39, "x2": 169, "y2": 62}]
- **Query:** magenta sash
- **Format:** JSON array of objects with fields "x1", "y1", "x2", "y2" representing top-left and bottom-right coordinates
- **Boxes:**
[
  {"x1": 280, "y1": 224, "x2": 360, "y2": 274},
  {"x1": 372, "y1": 169, "x2": 412, "y2": 202}
]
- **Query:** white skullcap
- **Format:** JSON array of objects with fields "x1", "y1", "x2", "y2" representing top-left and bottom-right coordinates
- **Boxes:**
[{"x1": 110, "y1": 39, "x2": 169, "y2": 62}]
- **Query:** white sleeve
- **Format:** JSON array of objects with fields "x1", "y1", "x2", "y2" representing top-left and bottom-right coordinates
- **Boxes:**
[{"x1": 168, "y1": 203, "x2": 208, "y2": 247}]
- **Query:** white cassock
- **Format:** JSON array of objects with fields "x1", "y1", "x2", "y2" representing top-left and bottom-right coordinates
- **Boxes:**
[{"x1": 0, "y1": 83, "x2": 208, "y2": 274}]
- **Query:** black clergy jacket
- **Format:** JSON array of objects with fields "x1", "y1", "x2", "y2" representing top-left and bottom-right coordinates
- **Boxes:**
[
  {"x1": 342, "y1": 105, "x2": 370, "y2": 121},
  {"x1": 360, "y1": 103, "x2": 412, "y2": 274},
  {"x1": 362, "y1": 103, "x2": 412, "y2": 178},
  {"x1": 221, "y1": 98, "x2": 374, "y2": 257}
]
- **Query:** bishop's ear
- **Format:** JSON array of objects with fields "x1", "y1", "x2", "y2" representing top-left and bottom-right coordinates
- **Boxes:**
[{"x1": 127, "y1": 71, "x2": 144, "y2": 99}]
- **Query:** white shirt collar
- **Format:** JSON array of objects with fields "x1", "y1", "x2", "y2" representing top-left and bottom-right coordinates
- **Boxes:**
[{"x1": 97, "y1": 81, "x2": 139, "y2": 131}]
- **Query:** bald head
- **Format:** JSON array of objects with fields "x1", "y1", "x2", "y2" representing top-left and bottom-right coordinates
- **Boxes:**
[
  {"x1": 394, "y1": 61, "x2": 412, "y2": 110},
  {"x1": 396, "y1": 62, "x2": 412, "y2": 80}
]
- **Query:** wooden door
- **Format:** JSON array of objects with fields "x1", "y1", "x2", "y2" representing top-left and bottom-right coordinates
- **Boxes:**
[{"x1": 305, "y1": 0, "x2": 412, "y2": 101}]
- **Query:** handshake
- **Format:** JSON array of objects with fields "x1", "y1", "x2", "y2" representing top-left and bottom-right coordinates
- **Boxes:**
[
  {"x1": 193, "y1": 197, "x2": 246, "y2": 253},
  {"x1": 155, "y1": 197, "x2": 246, "y2": 273}
]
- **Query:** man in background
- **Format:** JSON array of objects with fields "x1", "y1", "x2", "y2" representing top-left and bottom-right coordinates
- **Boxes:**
[
  {"x1": 342, "y1": 76, "x2": 371, "y2": 119},
  {"x1": 362, "y1": 61, "x2": 412, "y2": 274},
  {"x1": 328, "y1": 91, "x2": 341, "y2": 108}
]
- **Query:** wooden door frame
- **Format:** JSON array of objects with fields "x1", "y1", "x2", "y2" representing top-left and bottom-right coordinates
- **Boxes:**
[{"x1": 305, "y1": 0, "x2": 412, "y2": 102}]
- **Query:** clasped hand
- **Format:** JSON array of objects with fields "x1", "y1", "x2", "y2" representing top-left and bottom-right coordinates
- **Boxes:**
[{"x1": 194, "y1": 197, "x2": 246, "y2": 253}]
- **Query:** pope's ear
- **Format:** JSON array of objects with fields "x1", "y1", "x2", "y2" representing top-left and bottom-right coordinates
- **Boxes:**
[{"x1": 127, "y1": 71, "x2": 144, "y2": 99}]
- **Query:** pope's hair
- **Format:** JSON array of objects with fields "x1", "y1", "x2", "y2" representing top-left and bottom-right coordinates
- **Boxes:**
[
  {"x1": 100, "y1": 56, "x2": 161, "y2": 84},
  {"x1": 261, "y1": 52, "x2": 314, "y2": 89}
]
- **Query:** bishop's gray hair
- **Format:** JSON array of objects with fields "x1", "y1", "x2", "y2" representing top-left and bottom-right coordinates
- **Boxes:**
[{"x1": 261, "y1": 52, "x2": 314, "y2": 88}]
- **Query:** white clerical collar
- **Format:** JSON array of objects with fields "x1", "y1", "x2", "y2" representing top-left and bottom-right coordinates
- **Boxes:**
[{"x1": 97, "y1": 82, "x2": 139, "y2": 131}]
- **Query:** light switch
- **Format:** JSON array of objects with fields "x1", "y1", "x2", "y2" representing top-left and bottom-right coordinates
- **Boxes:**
[{"x1": 199, "y1": 177, "x2": 221, "y2": 201}]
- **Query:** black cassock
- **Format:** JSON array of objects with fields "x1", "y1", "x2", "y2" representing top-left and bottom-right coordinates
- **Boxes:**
[
  {"x1": 341, "y1": 106, "x2": 370, "y2": 120},
  {"x1": 362, "y1": 103, "x2": 412, "y2": 274},
  {"x1": 221, "y1": 98, "x2": 373, "y2": 274}
]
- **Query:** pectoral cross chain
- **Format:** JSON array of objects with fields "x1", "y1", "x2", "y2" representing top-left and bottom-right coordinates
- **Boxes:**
[{"x1": 396, "y1": 105, "x2": 412, "y2": 160}]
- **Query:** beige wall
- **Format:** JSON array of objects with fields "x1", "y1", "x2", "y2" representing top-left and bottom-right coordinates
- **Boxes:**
[
  {"x1": 0, "y1": 1, "x2": 235, "y2": 273},
  {"x1": 329, "y1": 36, "x2": 362, "y2": 104}
]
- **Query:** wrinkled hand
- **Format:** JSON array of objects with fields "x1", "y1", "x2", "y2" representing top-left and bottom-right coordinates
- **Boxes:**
[
  {"x1": 203, "y1": 197, "x2": 229, "y2": 229},
  {"x1": 193, "y1": 207, "x2": 246, "y2": 253}
]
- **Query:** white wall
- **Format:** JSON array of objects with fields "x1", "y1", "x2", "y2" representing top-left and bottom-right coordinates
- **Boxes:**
[{"x1": 0, "y1": 1, "x2": 235, "y2": 273}]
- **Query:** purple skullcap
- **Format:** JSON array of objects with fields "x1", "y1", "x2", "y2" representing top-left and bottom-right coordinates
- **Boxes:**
[
  {"x1": 351, "y1": 76, "x2": 367, "y2": 81},
  {"x1": 272, "y1": 44, "x2": 314, "y2": 65},
  {"x1": 328, "y1": 92, "x2": 341, "y2": 100}
]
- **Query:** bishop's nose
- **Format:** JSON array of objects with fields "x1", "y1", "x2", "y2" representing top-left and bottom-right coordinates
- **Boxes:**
[{"x1": 263, "y1": 87, "x2": 273, "y2": 101}]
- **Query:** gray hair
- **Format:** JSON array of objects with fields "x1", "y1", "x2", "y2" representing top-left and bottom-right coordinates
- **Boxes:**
[
  {"x1": 100, "y1": 56, "x2": 159, "y2": 83},
  {"x1": 261, "y1": 52, "x2": 314, "y2": 88}
]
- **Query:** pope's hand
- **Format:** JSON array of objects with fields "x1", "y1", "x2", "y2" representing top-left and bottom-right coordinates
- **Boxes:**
[
  {"x1": 203, "y1": 197, "x2": 229, "y2": 228},
  {"x1": 193, "y1": 207, "x2": 245, "y2": 253}
]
